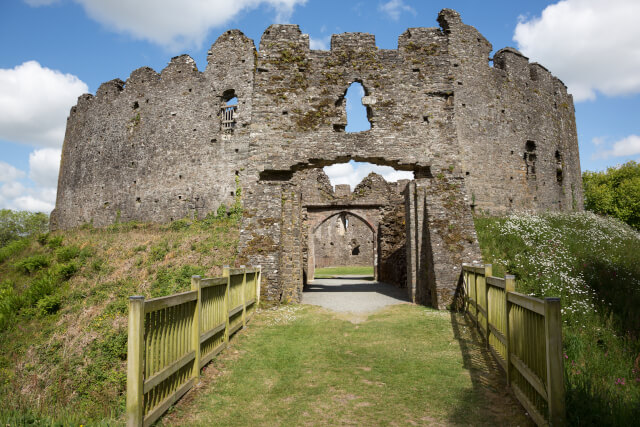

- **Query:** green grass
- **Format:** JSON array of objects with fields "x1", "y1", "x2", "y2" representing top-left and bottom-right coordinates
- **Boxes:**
[
  {"x1": 0, "y1": 215, "x2": 241, "y2": 425},
  {"x1": 161, "y1": 305, "x2": 530, "y2": 426},
  {"x1": 475, "y1": 212, "x2": 640, "y2": 425},
  {"x1": 313, "y1": 265, "x2": 374, "y2": 278}
]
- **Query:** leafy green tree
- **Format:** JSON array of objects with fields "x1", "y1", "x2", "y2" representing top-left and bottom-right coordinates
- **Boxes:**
[
  {"x1": 583, "y1": 161, "x2": 640, "y2": 229},
  {"x1": 0, "y1": 209, "x2": 49, "y2": 247}
]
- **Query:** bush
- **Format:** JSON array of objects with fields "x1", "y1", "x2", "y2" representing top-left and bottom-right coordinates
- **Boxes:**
[
  {"x1": 37, "y1": 294, "x2": 61, "y2": 316},
  {"x1": 56, "y1": 245, "x2": 81, "y2": 263},
  {"x1": 23, "y1": 273, "x2": 57, "y2": 307},
  {"x1": 583, "y1": 161, "x2": 640, "y2": 230},
  {"x1": 47, "y1": 236, "x2": 63, "y2": 249},
  {"x1": 0, "y1": 238, "x2": 29, "y2": 263},
  {"x1": 14, "y1": 254, "x2": 50, "y2": 274},
  {"x1": 0, "y1": 209, "x2": 49, "y2": 248},
  {"x1": 54, "y1": 262, "x2": 79, "y2": 281}
]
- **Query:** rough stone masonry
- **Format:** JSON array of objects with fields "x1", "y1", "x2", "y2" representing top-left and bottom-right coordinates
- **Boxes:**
[{"x1": 52, "y1": 9, "x2": 582, "y2": 309}]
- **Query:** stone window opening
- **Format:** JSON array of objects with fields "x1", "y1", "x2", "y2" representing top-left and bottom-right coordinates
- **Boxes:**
[
  {"x1": 220, "y1": 90, "x2": 238, "y2": 133},
  {"x1": 555, "y1": 150, "x2": 563, "y2": 183},
  {"x1": 352, "y1": 245, "x2": 360, "y2": 256},
  {"x1": 343, "y1": 82, "x2": 372, "y2": 133},
  {"x1": 524, "y1": 140, "x2": 537, "y2": 178}
]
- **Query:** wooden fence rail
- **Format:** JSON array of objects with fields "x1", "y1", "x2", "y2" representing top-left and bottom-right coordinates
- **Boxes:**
[
  {"x1": 126, "y1": 265, "x2": 261, "y2": 427},
  {"x1": 462, "y1": 263, "x2": 565, "y2": 426}
]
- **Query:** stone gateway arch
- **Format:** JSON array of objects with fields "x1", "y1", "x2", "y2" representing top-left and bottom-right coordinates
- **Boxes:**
[{"x1": 52, "y1": 9, "x2": 583, "y2": 309}]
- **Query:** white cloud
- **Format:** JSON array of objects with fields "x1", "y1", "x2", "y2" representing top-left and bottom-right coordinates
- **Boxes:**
[
  {"x1": 0, "y1": 162, "x2": 26, "y2": 182},
  {"x1": 54, "y1": 0, "x2": 307, "y2": 50},
  {"x1": 310, "y1": 35, "x2": 330, "y2": 50},
  {"x1": 592, "y1": 136, "x2": 606, "y2": 146},
  {"x1": 29, "y1": 148, "x2": 61, "y2": 187},
  {"x1": 514, "y1": 0, "x2": 640, "y2": 102},
  {"x1": 379, "y1": 0, "x2": 416, "y2": 21},
  {"x1": 598, "y1": 135, "x2": 640, "y2": 158},
  {"x1": 23, "y1": 0, "x2": 60, "y2": 5},
  {"x1": 0, "y1": 150, "x2": 60, "y2": 213},
  {"x1": 324, "y1": 161, "x2": 414, "y2": 190},
  {"x1": 1, "y1": 182, "x2": 26, "y2": 200},
  {"x1": 0, "y1": 61, "x2": 88, "y2": 148}
]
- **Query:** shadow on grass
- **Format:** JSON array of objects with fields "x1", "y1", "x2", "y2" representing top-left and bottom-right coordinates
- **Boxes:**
[
  {"x1": 447, "y1": 310, "x2": 534, "y2": 426},
  {"x1": 304, "y1": 279, "x2": 410, "y2": 301}
]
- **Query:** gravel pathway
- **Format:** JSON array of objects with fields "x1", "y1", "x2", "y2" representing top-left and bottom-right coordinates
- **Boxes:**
[{"x1": 302, "y1": 276, "x2": 411, "y2": 313}]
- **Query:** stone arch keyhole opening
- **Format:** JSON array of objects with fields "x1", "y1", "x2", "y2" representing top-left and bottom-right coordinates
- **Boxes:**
[{"x1": 345, "y1": 82, "x2": 372, "y2": 133}]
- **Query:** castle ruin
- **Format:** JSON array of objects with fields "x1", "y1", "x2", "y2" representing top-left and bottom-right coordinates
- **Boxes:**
[{"x1": 52, "y1": 9, "x2": 583, "y2": 308}]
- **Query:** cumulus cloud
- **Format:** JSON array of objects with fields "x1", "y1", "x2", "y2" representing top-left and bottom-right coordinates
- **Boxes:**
[
  {"x1": 598, "y1": 135, "x2": 640, "y2": 159},
  {"x1": 29, "y1": 148, "x2": 61, "y2": 187},
  {"x1": 324, "y1": 161, "x2": 413, "y2": 190},
  {"x1": 35, "y1": 0, "x2": 307, "y2": 50},
  {"x1": 0, "y1": 61, "x2": 88, "y2": 148},
  {"x1": 514, "y1": 0, "x2": 640, "y2": 102},
  {"x1": 0, "y1": 162, "x2": 26, "y2": 182},
  {"x1": 0, "y1": 150, "x2": 60, "y2": 213},
  {"x1": 379, "y1": 0, "x2": 416, "y2": 21}
]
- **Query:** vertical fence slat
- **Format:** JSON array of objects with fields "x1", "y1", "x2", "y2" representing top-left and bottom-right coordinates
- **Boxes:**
[
  {"x1": 127, "y1": 296, "x2": 145, "y2": 427},
  {"x1": 505, "y1": 275, "x2": 515, "y2": 386},
  {"x1": 545, "y1": 297, "x2": 566, "y2": 426},
  {"x1": 483, "y1": 264, "x2": 492, "y2": 347},
  {"x1": 191, "y1": 276, "x2": 202, "y2": 377},
  {"x1": 222, "y1": 266, "x2": 230, "y2": 344}
]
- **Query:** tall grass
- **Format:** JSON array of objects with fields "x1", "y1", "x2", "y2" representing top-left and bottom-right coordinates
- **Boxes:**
[{"x1": 475, "y1": 211, "x2": 640, "y2": 425}]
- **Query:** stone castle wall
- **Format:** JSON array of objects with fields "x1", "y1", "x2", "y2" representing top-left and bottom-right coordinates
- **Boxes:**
[{"x1": 52, "y1": 9, "x2": 583, "y2": 307}]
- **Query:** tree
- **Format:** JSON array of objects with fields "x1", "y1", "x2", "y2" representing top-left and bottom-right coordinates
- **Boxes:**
[
  {"x1": 0, "y1": 209, "x2": 49, "y2": 247},
  {"x1": 583, "y1": 161, "x2": 640, "y2": 230}
]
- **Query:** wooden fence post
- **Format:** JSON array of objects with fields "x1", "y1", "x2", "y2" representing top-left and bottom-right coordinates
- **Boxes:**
[
  {"x1": 240, "y1": 265, "x2": 247, "y2": 328},
  {"x1": 504, "y1": 275, "x2": 515, "y2": 386},
  {"x1": 484, "y1": 264, "x2": 492, "y2": 348},
  {"x1": 255, "y1": 265, "x2": 261, "y2": 306},
  {"x1": 126, "y1": 296, "x2": 145, "y2": 427},
  {"x1": 473, "y1": 264, "x2": 479, "y2": 329},
  {"x1": 545, "y1": 297, "x2": 566, "y2": 426},
  {"x1": 222, "y1": 266, "x2": 230, "y2": 344},
  {"x1": 191, "y1": 275, "x2": 202, "y2": 379}
]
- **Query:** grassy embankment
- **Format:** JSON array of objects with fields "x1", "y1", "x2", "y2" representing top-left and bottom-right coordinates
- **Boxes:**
[
  {"x1": 475, "y1": 212, "x2": 640, "y2": 425},
  {"x1": 313, "y1": 265, "x2": 374, "y2": 278},
  {"x1": 0, "y1": 216, "x2": 239, "y2": 425}
]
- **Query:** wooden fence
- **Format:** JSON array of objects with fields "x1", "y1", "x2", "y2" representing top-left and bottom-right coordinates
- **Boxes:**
[
  {"x1": 462, "y1": 263, "x2": 565, "y2": 426},
  {"x1": 126, "y1": 265, "x2": 261, "y2": 427}
]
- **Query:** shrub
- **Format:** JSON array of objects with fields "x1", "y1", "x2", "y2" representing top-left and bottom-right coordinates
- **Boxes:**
[
  {"x1": 583, "y1": 161, "x2": 640, "y2": 230},
  {"x1": 54, "y1": 262, "x2": 79, "y2": 281},
  {"x1": 23, "y1": 273, "x2": 57, "y2": 307},
  {"x1": 168, "y1": 218, "x2": 192, "y2": 231},
  {"x1": 0, "y1": 238, "x2": 29, "y2": 263},
  {"x1": 14, "y1": 254, "x2": 50, "y2": 274},
  {"x1": 37, "y1": 294, "x2": 61, "y2": 316},
  {"x1": 56, "y1": 245, "x2": 81, "y2": 263},
  {"x1": 0, "y1": 209, "x2": 48, "y2": 248},
  {"x1": 47, "y1": 236, "x2": 63, "y2": 249}
]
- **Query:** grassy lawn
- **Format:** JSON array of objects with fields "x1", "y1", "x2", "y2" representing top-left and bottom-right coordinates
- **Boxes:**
[
  {"x1": 161, "y1": 304, "x2": 531, "y2": 426},
  {"x1": 314, "y1": 265, "x2": 374, "y2": 278}
]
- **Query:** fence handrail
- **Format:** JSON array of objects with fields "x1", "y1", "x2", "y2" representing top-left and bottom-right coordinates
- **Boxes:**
[
  {"x1": 126, "y1": 265, "x2": 261, "y2": 427},
  {"x1": 461, "y1": 263, "x2": 565, "y2": 427}
]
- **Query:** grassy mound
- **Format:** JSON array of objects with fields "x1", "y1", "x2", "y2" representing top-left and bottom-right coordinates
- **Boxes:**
[
  {"x1": 0, "y1": 217, "x2": 239, "y2": 424},
  {"x1": 475, "y1": 212, "x2": 640, "y2": 425}
]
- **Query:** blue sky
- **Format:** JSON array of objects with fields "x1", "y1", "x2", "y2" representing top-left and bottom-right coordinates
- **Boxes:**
[{"x1": 1, "y1": 0, "x2": 639, "y2": 211}]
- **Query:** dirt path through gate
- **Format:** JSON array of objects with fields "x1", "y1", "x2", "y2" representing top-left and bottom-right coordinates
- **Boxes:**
[
  {"x1": 161, "y1": 298, "x2": 533, "y2": 426},
  {"x1": 302, "y1": 277, "x2": 411, "y2": 317}
]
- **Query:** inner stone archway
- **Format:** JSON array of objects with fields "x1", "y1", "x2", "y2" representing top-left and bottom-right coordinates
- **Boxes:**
[{"x1": 309, "y1": 210, "x2": 376, "y2": 281}]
